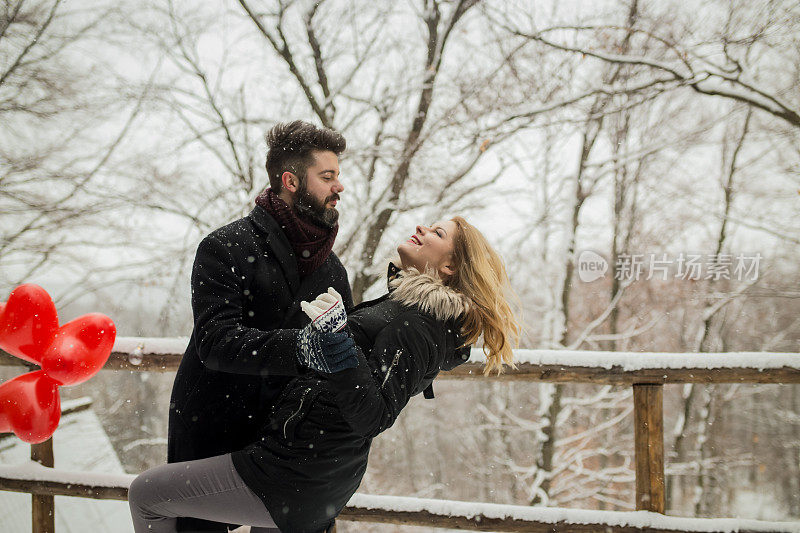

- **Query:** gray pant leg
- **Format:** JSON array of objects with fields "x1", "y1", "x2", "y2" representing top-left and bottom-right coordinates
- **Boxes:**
[{"x1": 128, "y1": 453, "x2": 278, "y2": 533}]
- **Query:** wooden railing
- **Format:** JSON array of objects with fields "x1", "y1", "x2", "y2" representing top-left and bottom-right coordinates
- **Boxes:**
[{"x1": 1, "y1": 338, "x2": 799, "y2": 532}]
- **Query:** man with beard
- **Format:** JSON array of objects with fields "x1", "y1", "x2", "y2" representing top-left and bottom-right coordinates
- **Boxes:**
[{"x1": 168, "y1": 121, "x2": 353, "y2": 532}]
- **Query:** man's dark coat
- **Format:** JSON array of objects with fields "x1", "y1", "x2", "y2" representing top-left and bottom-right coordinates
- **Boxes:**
[{"x1": 168, "y1": 205, "x2": 352, "y2": 531}]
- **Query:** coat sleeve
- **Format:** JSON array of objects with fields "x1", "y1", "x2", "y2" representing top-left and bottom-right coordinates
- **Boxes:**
[
  {"x1": 190, "y1": 234, "x2": 300, "y2": 376},
  {"x1": 321, "y1": 311, "x2": 438, "y2": 439},
  {"x1": 330, "y1": 254, "x2": 354, "y2": 312},
  {"x1": 341, "y1": 282, "x2": 355, "y2": 312}
]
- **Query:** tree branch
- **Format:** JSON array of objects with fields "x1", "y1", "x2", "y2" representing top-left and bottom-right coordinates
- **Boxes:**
[{"x1": 237, "y1": 0, "x2": 333, "y2": 128}]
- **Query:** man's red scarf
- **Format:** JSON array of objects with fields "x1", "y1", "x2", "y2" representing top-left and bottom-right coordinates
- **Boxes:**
[{"x1": 255, "y1": 188, "x2": 338, "y2": 279}]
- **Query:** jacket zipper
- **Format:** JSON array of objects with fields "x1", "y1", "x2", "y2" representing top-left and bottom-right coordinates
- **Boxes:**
[
  {"x1": 283, "y1": 386, "x2": 312, "y2": 439},
  {"x1": 381, "y1": 349, "x2": 403, "y2": 389}
]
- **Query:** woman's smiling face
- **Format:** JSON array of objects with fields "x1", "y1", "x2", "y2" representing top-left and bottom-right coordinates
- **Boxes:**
[{"x1": 397, "y1": 220, "x2": 457, "y2": 279}]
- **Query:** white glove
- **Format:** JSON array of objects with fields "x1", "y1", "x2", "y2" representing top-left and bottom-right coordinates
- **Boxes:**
[{"x1": 301, "y1": 287, "x2": 347, "y2": 332}]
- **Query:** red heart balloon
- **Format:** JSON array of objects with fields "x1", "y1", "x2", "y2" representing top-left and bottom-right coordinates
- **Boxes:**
[
  {"x1": 0, "y1": 371, "x2": 60, "y2": 444},
  {"x1": 0, "y1": 284, "x2": 59, "y2": 365},
  {"x1": 40, "y1": 313, "x2": 116, "y2": 386}
]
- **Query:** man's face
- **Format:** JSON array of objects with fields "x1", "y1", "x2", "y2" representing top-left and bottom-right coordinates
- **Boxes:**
[{"x1": 294, "y1": 150, "x2": 343, "y2": 228}]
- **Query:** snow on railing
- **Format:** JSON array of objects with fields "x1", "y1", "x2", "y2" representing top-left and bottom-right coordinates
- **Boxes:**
[
  {"x1": 344, "y1": 493, "x2": 800, "y2": 532},
  {"x1": 482, "y1": 349, "x2": 800, "y2": 371},
  {"x1": 0, "y1": 462, "x2": 798, "y2": 533},
  {"x1": 4, "y1": 337, "x2": 797, "y2": 384}
]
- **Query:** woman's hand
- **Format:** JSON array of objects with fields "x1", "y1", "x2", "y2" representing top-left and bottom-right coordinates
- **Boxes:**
[
  {"x1": 300, "y1": 287, "x2": 347, "y2": 332},
  {"x1": 296, "y1": 327, "x2": 358, "y2": 373},
  {"x1": 297, "y1": 288, "x2": 356, "y2": 372}
]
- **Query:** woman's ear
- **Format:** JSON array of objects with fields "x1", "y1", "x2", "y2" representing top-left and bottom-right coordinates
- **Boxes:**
[
  {"x1": 281, "y1": 171, "x2": 298, "y2": 193},
  {"x1": 440, "y1": 263, "x2": 455, "y2": 278}
]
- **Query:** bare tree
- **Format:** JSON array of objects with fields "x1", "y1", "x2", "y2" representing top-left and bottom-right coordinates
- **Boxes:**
[
  {"x1": 125, "y1": 0, "x2": 584, "y2": 307},
  {"x1": 0, "y1": 0, "x2": 157, "y2": 306},
  {"x1": 497, "y1": 0, "x2": 800, "y2": 130}
]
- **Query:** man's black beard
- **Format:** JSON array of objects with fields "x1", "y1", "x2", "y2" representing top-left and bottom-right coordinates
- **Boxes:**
[{"x1": 294, "y1": 182, "x2": 339, "y2": 229}]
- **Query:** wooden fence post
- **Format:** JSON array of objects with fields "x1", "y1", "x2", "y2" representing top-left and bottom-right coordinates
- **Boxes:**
[
  {"x1": 633, "y1": 384, "x2": 665, "y2": 513},
  {"x1": 31, "y1": 438, "x2": 55, "y2": 533}
]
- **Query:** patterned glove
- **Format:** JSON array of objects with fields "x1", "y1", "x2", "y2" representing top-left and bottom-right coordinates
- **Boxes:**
[
  {"x1": 297, "y1": 324, "x2": 358, "y2": 373},
  {"x1": 300, "y1": 287, "x2": 347, "y2": 333}
]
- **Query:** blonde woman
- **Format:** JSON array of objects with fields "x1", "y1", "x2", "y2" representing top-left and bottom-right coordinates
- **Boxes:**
[{"x1": 129, "y1": 217, "x2": 519, "y2": 533}]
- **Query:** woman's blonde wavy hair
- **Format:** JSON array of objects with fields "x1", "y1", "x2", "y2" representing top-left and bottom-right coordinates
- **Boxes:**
[{"x1": 447, "y1": 217, "x2": 520, "y2": 375}]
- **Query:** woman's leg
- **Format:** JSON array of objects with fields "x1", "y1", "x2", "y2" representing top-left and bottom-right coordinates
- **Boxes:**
[{"x1": 128, "y1": 453, "x2": 278, "y2": 533}]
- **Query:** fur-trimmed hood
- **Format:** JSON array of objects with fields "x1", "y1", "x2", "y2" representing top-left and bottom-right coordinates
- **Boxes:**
[{"x1": 387, "y1": 266, "x2": 470, "y2": 322}]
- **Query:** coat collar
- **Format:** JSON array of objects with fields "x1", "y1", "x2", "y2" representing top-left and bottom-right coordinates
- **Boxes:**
[
  {"x1": 248, "y1": 205, "x2": 300, "y2": 292},
  {"x1": 387, "y1": 262, "x2": 473, "y2": 381},
  {"x1": 388, "y1": 266, "x2": 470, "y2": 322}
]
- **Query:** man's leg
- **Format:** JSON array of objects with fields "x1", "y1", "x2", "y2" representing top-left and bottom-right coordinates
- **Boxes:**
[{"x1": 128, "y1": 453, "x2": 277, "y2": 533}]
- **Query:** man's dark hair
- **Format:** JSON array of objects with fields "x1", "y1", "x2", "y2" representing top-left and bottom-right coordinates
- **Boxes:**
[{"x1": 265, "y1": 120, "x2": 346, "y2": 191}]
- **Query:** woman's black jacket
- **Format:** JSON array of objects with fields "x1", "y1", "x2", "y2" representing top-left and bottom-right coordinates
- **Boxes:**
[{"x1": 232, "y1": 268, "x2": 472, "y2": 533}]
